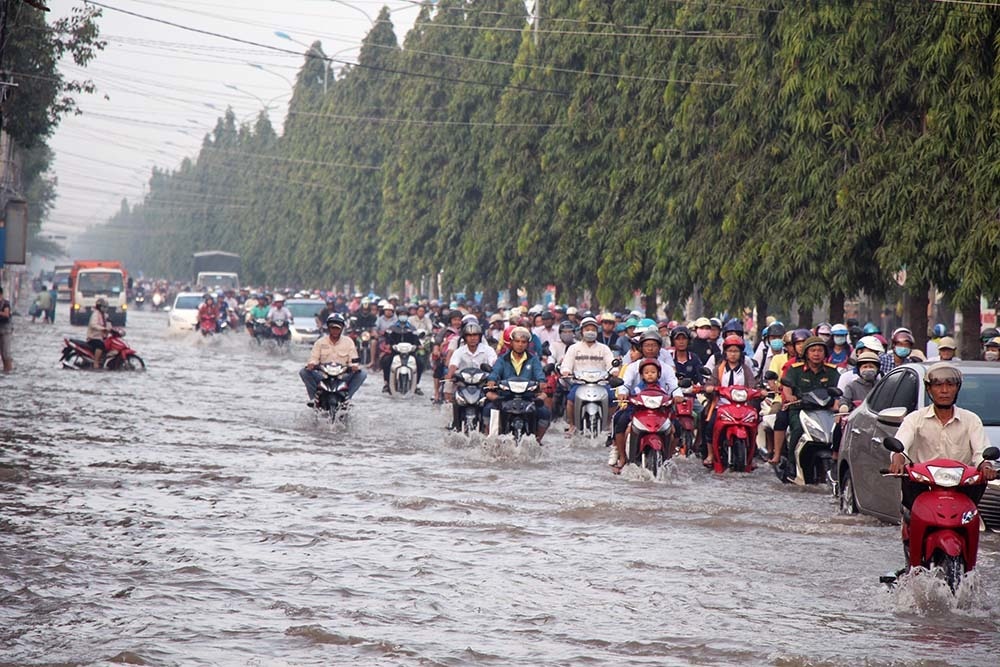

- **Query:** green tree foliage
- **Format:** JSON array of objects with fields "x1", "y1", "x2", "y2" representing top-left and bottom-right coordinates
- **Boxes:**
[{"x1": 76, "y1": 0, "x2": 1000, "y2": 329}]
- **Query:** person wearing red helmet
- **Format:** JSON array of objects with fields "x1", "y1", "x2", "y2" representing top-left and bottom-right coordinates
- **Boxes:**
[{"x1": 702, "y1": 335, "x2": 758, "y2": 467}]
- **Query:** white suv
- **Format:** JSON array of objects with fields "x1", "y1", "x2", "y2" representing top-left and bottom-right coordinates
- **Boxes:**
[{"x1": 167, "y1": 292, "x2": 204, "y2": 332}]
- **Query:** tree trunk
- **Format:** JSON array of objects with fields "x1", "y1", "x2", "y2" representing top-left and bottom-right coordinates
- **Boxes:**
[
  {"x1": 755, "y1": 296, "x2": 768, "y2": 342},
  {"x1": 903, "y1": 284, "x2": 929, "y2": 355},
  {"x1": 645, "y1": 290, "x2": 658, "y2": 319},
  {"x1": 960, "y1": 298, "x2": 981, "y2": 360},
  {"x1": 797, "y1": 303, "x2": 813, "y2": 330},
  {"x1": 828, "y1": 291, "x2": 845, "y2": 325}
]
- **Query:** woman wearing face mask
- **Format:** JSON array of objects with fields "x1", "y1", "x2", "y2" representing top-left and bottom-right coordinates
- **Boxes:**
[
  {"x1": 984, "y1": 337, "x2": 1000, "y2": 362},
  {"x1": 828, "y1": 323, "x2": 852, "y2": 368},
  {"x1": 880, "y1": 328, "x2": 915, "y2": 374},
  {"x1": 839, "y1": 351, "x2": 881, "y2": 411},
  {"x1": 753, "y1": 322, "x2": 786, "y2": 383},
  {"x1": 689, "y1": 317, "x2": 721, "y2": 367},
  {"x1": 561, "y1": 317, "x2": 616, "y2": 434}
]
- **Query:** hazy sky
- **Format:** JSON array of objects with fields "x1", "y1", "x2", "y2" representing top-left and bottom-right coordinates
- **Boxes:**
[{"x1": 41, "y1": 0, "x2": 432, "y2": 241}]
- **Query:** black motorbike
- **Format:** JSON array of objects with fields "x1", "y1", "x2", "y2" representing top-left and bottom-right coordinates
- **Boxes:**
[
  {"x1": 493, "y1": 379, "x2": 541, "y2": 444},
  {"x1": 453, "y1": 366, "x2": 489, "y2": 433},
  {"x1": 314, "y1": 362, "x2": 353, "y2": 423}
]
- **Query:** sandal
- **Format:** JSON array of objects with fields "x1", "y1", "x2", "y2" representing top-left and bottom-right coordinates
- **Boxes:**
[{"x1": 611, "y1": 457, "x2": 626, "y2": 475}]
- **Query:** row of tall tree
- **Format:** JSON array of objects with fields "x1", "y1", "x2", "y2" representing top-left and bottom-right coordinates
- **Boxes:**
[{"x1": 77, "y1": 1, "x2": 1000, "y2": 352}]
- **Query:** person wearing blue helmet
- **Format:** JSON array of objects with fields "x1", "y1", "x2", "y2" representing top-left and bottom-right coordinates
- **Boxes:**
[{"x1": 926, "y1": 323, "x2": 948, "y2": 359}]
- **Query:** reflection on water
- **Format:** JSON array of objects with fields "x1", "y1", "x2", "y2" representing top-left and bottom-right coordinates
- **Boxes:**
[{"x1": 1, "y1": 310, "x2": 998, "y2": 665}]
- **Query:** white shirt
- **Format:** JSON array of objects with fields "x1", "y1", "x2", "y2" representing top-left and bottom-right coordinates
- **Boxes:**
[
  {"x1": 561, "y1": 341, "x2": 614, "y2": 375},
  {"x1": 622, "y1": 349, "x2": 680, "y2": 396},
  {"x1": 532, "y1": 325, "x2": 560, "y2": 348},
  {"x1": 267, "y1": 305, "x2": 293, "y2": 323},
  {"x1": 449, "y1": 343, "x2": 497, "y2": 372},
  {"x1": 895, "y1": 404, "x2": 990, "y2": 467}
]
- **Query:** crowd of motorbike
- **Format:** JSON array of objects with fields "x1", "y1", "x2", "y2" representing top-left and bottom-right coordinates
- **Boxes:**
[{"x1": 54, "y1": 284, "x2": 1000, "y2": 595}]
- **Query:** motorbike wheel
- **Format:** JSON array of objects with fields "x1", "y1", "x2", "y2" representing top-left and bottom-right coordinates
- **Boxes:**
[
  {"x1": 933, "y1": 553, "x2": 966, "y2": 594},
  {"x1": 328, "y1": 401, "x2": 344, "y2": 424},
  {"x1": 732, "y1": 438, "x2": 747, "y2": 472},
  {"x1": 643, "y1": 448, "x2": 662, "y2": 478},
  {"x1": 627, "y1": 436, "x2": 641, "y2": 466},
  {"x1": 585, "y1": 414, "x2": 600, "y2": 438},
  {"x1": 61, "y1": 349, "x2": 90, "y2": 370},
  {"x1": 682, "y1": 431, "x2": 694, "y2": 458},
  {"x1": 839, "y1": 468, "x2": 858, "y2": 515},
  {"x1": 122, "y1": 354, "x2": 145, "y2": 371}
]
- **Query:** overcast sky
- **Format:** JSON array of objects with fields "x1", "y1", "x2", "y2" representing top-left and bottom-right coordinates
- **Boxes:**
[{"x1": 41, "y1": 0, "x2": 434, "y2": 241}]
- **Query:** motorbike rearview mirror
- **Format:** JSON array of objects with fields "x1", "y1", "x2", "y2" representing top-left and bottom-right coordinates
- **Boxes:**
[
  {"x1": 608, "y1": 376, "x2": 624, "y2": 388},
  {"x1": 763, "y1": 370, "x2": 778, "y2": 381},
  {"x1": 611, "y1": 358, "x2": 622, "y2": 368},
  {"x1": 479, "y1": 363, "x2": 493, "y2": 373},
  {"x1": 827, "y1": 387, "x2": 843, "y2": 398},
  {"x1": 983, "y1": 446, "x2": 1000, "y2": 462},
  {"x1": 543, "y1": 363, "x2": 556, "y2": 375},
  {"x1": 678, "y1": 378, "x2": 692, "y2": 389},
  {"x1": 700, "y1": 367, "x2": 712, "y2": 379},
  {"x1": 876, "y1": 406, "x2": 908, "y2": 427},
  {"x1": 883, "y1": 436, "x2": 905, "y2": 454}
]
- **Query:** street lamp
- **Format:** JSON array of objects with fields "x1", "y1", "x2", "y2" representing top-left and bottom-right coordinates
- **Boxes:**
[
  {"x1": 247, "y1": 62, "x2": 294, "y2": 87},
  {"x1": 327, "y1": 0, "x2": 375, "y2": 28},
  {"x1": 224, "y1": 83, "x2": 272, "y2": 111}
]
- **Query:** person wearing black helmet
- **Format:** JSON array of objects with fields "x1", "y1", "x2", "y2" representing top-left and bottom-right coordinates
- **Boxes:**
[
  {"x1": 980, "y1": 327, "x2": 1000, "y2": 359},
  {"x1": 668, "y1": 326, "x2": 703, "y2": 383},
  {"x1": 380, "y1": 317, "x2": 425, "y2": 394},
  {"x1": 301, "y1": 314, "x2": 366, "y2": 406},
  {"x1": 753, "y1": 322, "x2": 785, "y2": 384}
]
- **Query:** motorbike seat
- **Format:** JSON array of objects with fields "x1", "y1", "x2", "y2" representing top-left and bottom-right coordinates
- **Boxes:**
[{"x1": 70, "y1": 338, "x2": 89, "y2": 347}]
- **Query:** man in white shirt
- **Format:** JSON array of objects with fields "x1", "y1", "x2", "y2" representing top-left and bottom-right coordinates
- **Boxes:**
[
  {"x1": 532, "y1": 310, "x2": 560, "y2": 349},
  {"x1": 446, "y1": 322, "x2": 498, "y2": 429}
]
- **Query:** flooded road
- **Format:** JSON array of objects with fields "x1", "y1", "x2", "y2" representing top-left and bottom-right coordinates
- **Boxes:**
[{"x1": 2, "y1": 310, "x2": 998, "y2": 666}]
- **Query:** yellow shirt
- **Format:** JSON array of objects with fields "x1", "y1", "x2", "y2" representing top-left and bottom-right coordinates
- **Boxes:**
[
  {"x1": 308, "y1": 335, "x2": 358, "y2": 366},
  {"x1": 510, "y1": 351, "x2": 527, "y2": 375},
  {"x1": 769, "y1": 353, "x2": 788, "y2": 378}
]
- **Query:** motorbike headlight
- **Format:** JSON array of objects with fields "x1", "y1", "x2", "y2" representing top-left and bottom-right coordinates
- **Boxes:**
[
  {"x1": 730, "y1": 388, "x2": 747, "y2": 403},
  {"x1": 927, "y1": 466, "x2": 964, "y2": 487}
]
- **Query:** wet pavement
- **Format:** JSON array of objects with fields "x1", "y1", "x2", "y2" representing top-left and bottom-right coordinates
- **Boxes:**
[{"x1": 1, "y1": 309, "x2": 998, "y2": 666}]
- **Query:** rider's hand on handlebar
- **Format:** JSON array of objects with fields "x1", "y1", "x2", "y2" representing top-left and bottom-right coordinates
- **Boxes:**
[
  {"x1": 980, "y1": 462, "x2": 998, "y2": 481},
  {"x1": 888, "y1": 452, "x2": 907, "y2": 476}
]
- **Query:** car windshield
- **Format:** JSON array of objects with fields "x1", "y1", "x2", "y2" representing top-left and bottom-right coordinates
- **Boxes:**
[
  {"x1": 199, "y1": 274, "x2": 238, "y2": 290},
  {"x1": 53, "y1": 271, "x2": 70, "y2": 288},
  {"x1": 926, "y1": 372, "x2": 1000, "y2": 427},
  {"x1": 78, "y1": 271, "x2": 123, "y2": 295},
  {"x1": 174, "y1": 296, "x2": 202, "y2": 310},
  {"x1": 288, "y1": 302, "x2": 322, "y2": 319}
]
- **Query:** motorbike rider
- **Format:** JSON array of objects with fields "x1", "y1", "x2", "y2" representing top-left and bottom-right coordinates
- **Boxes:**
[
  {"x1": 484, "y1": 326, "x2": 551, "y2": 443},
  {"x1": 616, "y1": 318, "x2": 639, "y2": 357},
  {"x1": 86, "y1": 297, "x2": 113, "y2": 369},
  {"x1": 610, "y1": 330, "x2": 681, "y2": 472},
  {"x1": 532, "y1": 310, "x2": 560, "y2": 348},
  {"x1": 690, "y1": 317, "x2": 721, "y2": 366},
  {"x1": 266, "y1": 294, "x2": 293, "y2": 340},
  {"x1": 552, "y1": 320, "x2": 576, "y2": 364},
  {"x1": 316, "y1": 296, "x2": 337, "y2": 329},
  {"x1": 486, "y1": 313, "x2": 505, "y2": 348},
  {"x1": 561, "y1": 316, "x2": 616, "y2": 434},
  {"x1": 980, "y1": 327, "x2": 1000, "y2": 359},
  {"x1": 669, "y1": 326, "x2": 703, "y2": 382},
  {"x1": 927, "y1": 336, "x2": 958, "y2": 362},
  {"x1": 446, "y1": 321, "x2": 498, "y2": 429},
  {"x1": 879, "y1": 328, "x2": 915, "y2": 374},
  {"x1": 409, "y1": 304, "x2": 435, "y2": 333},
  {"x1": 380, "y1": 318, "x2": 425, "y2": 394},
  {"x1": 300, "y1": 314, "x2": 366, "y2": 406},
  {"x1": 375, "y1": 301, "x2": 398, "y2": 335},
  {"x1": 838, "y1": 350, "x2": 880, "y2": 411},
  {"x1": 753, "y1": 322, "x2": 786, "y2": 384},
  {"x1": 888, "y1": 363, "x2": 997, "y2": 560},
  {"x1": 925, "y1": 323, "x2": 947, "y2": 358},
  {"x1": 983, "y1": 337, "x2": 1000, "y2": 361},
  {"x1": 198, "y1": 294, "x2": 219, "y2": 333},
  {"x1": 828, "y1": 323, "x2": 852, "y2": 368},
  {"x1": 597, "y1": 312, "x2": 619, "y2": 350},
  {"x1": 702, "y1": 335, "x2": 758, "y2": 466},
  {"x1": 773, "y1": 336, "x2": 840, "y2": 469},
  {"x1": 247, "y1": 295, "x2": 270, "y2": 338}
]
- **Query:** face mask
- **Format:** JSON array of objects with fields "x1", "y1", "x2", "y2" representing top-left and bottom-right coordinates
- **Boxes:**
[
  {"x1": 859, "y1": 368, "x2": 877, "y2": 383},
  {"x1": 697, "y1": 328, "x2": 711, "y2": 340},
  {"x1": 894, "y1": 345, "x2": 911, "y2": 358},
  {"x1": 833, "y1": 335, "x2": 847, "y2": 346},
  {"x1": 769, "y1": 339, "x2": 783, "y2": 352},
  {"x1": 987, "y1": 350, "x2": 1000, "y2": 361},
  {"x1": 560, "y1": 333, "x2": 576, "y2": 345},
  {"x1": 582, "y1": 330, "x2": 598, "y2": 343}
]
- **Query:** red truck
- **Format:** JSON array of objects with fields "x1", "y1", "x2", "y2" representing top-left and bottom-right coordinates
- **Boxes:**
[{"x1": 69, "y1": 260, "x2": 129, "y2": 326}]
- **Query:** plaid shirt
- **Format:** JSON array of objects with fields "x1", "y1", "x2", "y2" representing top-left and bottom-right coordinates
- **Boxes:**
[{"x1": 879, "y1": 352, "x2": 913, "y2": 374}]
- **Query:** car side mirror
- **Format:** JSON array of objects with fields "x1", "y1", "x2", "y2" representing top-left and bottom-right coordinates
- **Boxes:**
[
  {"x1": 883, "y1": 436, "x2": 905, "y2": 454},
  {"x1": 479, "y1": 363, "x2": 493, "y2": 373},
  {"x1": 608, "y1": 376, "x2": 624, "y2": 388},
  {"x1": 983, "y1": 446, "x2": 1000, "y2": 462},
  {"x1": 876, "y1": 406, "x2": 908, "y2": 427}
]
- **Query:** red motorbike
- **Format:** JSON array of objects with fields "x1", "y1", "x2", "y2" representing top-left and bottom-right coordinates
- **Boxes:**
[
  {"x1": 882, "y1": 437, "x2": 1000, "y2": 593},
  {"x1": 626, "y1": 386, "x2": 675, "y2": 476},
  {"x1": 269, "y1": 318, "x2": 291, "y2": 347},
  {"x1": 60, "y1": 328, "x2": 145, "y2": 371},
  {"x1": 672, "y1": 380, "x2": 702, "y2": 457},
  {"x1": 711, "y1": 385, "x2": 766, "y2": 473}
]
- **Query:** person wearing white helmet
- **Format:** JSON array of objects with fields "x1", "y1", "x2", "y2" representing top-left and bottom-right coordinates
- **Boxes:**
[
  {"x1": 376, "y1": 301, "x2": 398, "y2": 335},
  {"x1": 566, "y1": 306, "x2": 580, "y2": 326},
  {"x1": 266, "y1": 294, "x2": 293, "y2": 326},
  {"x1": 561, "y1": 316, "x2": 616, "y2": 434}
]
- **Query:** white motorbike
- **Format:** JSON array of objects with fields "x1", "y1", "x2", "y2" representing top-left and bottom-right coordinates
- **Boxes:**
[{"x1": 388, "y1": 341, "x2": 419, "y2": 396}]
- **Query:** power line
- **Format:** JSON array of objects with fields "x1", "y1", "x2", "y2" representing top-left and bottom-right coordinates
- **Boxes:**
[{"x1": 83, "y1": 1, "x2": 570, "y2": 96}]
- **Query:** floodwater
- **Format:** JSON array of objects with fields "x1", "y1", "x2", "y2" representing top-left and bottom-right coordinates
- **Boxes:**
[{"x1": 1, "y1": 309, "x2": 998, "y2": 666}]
